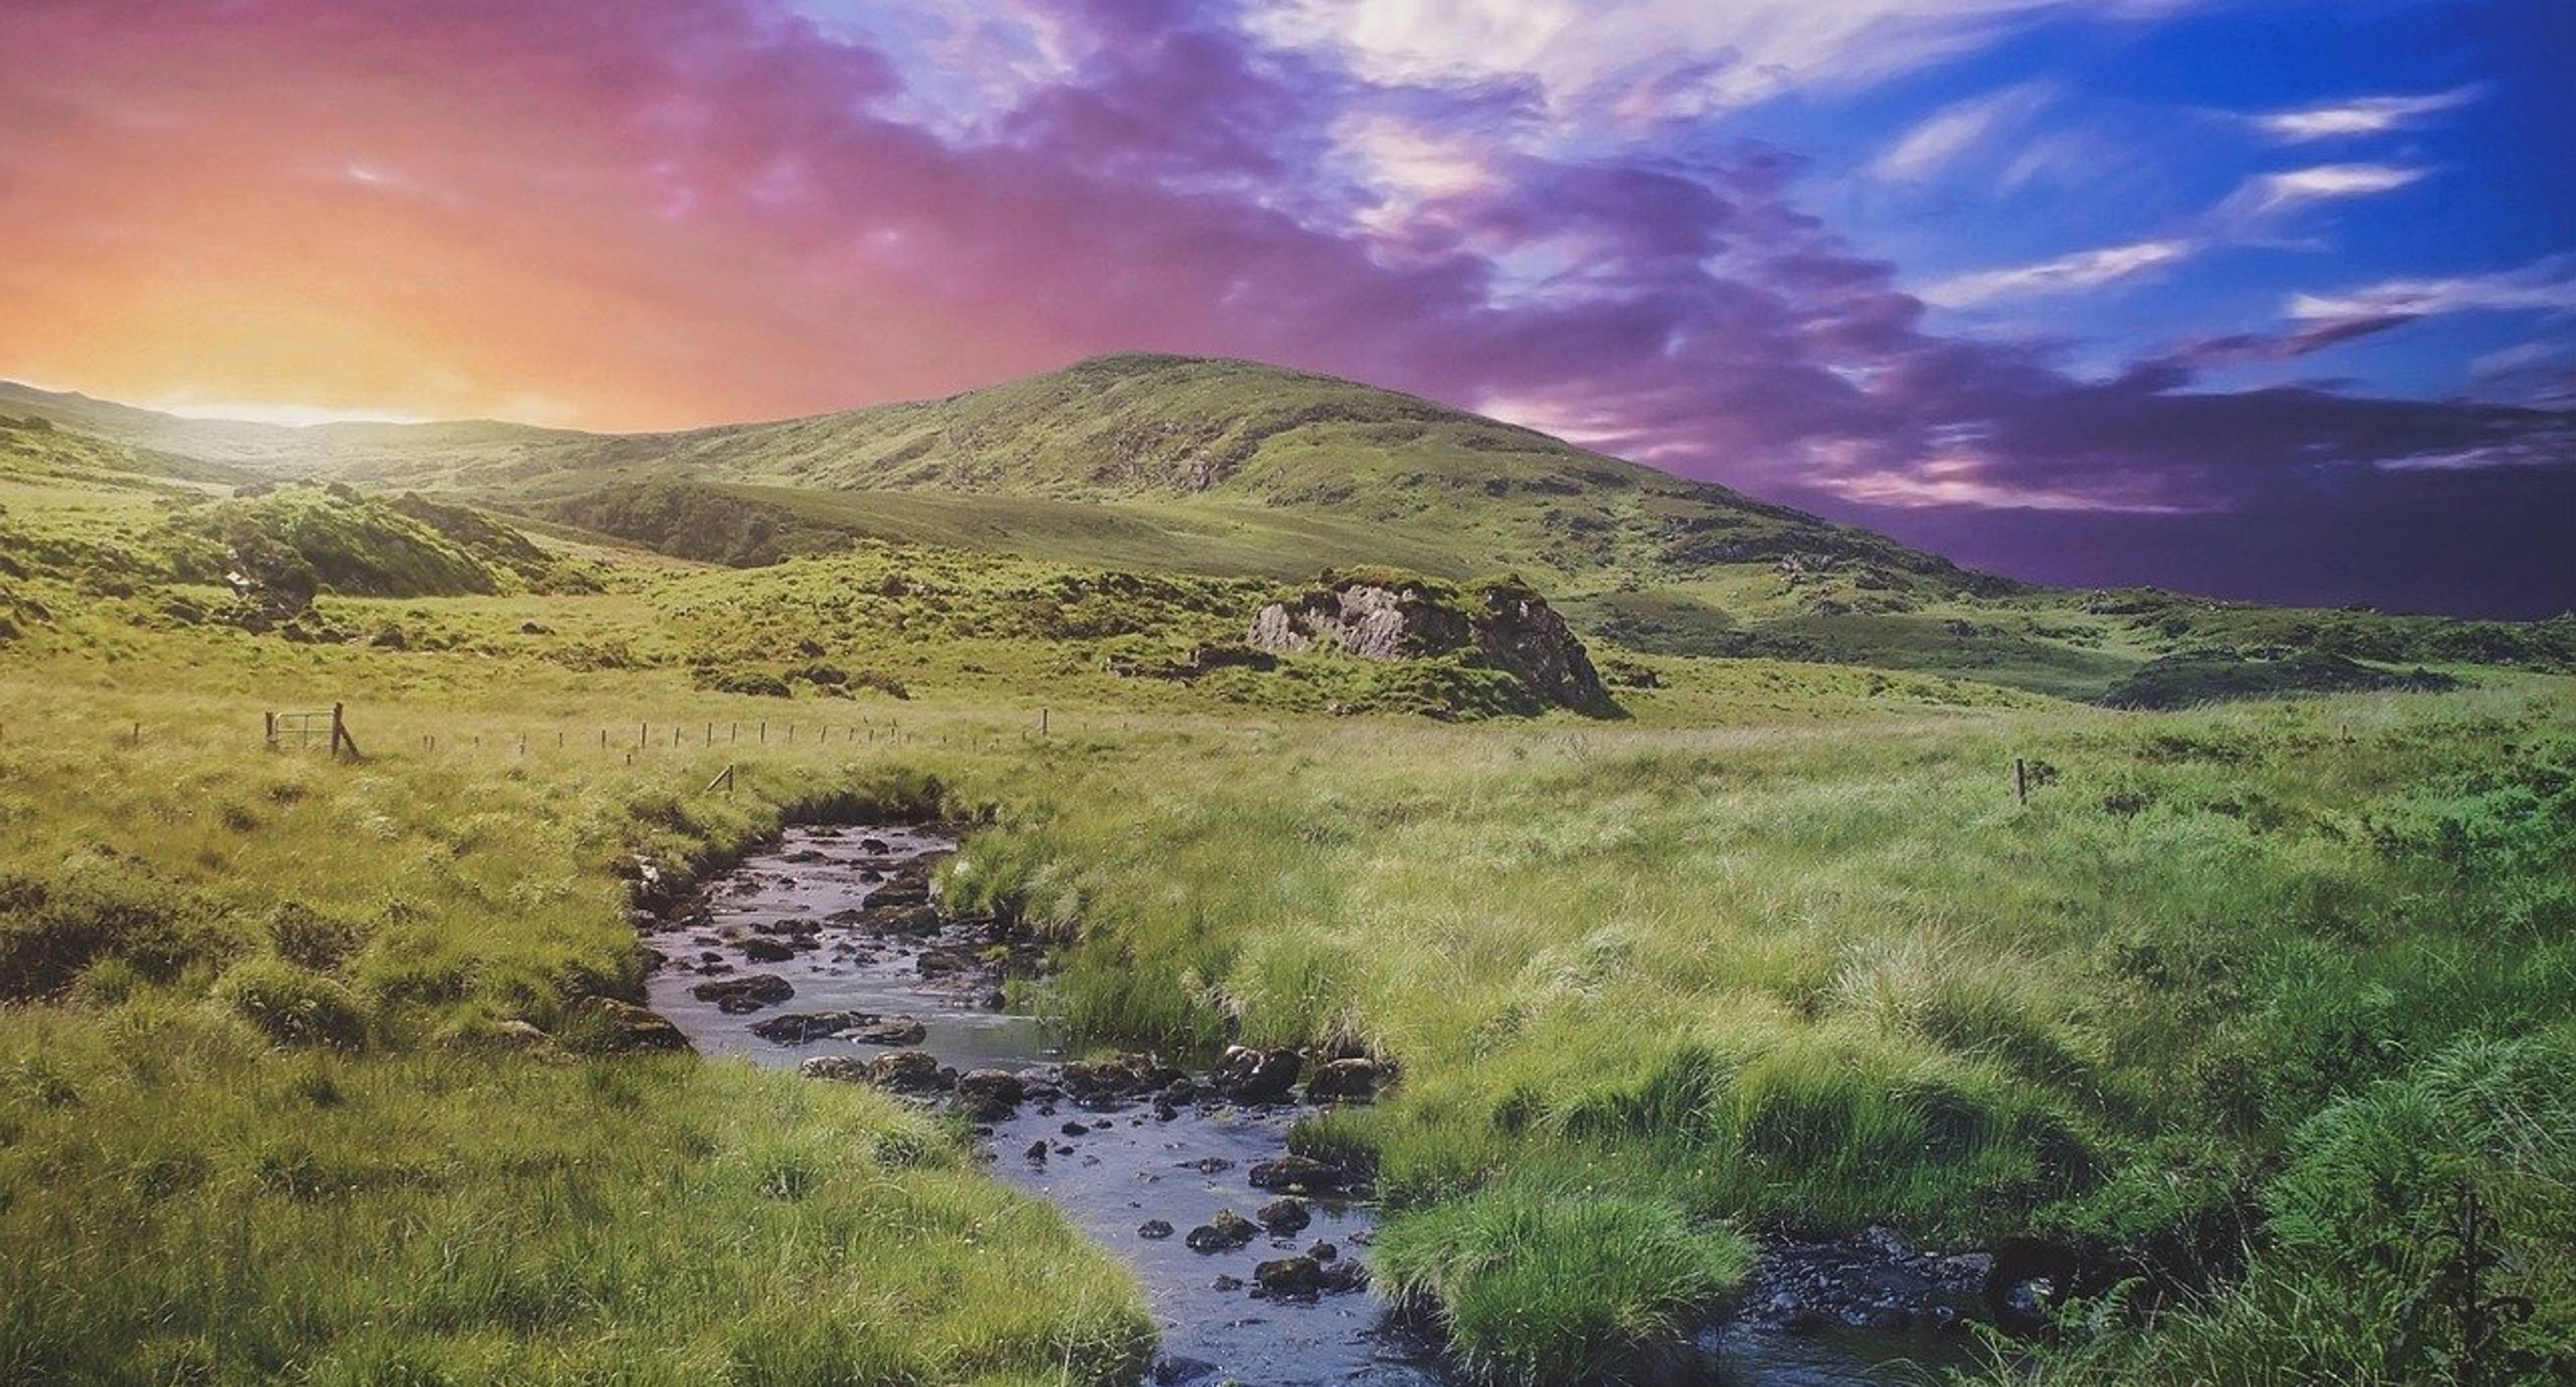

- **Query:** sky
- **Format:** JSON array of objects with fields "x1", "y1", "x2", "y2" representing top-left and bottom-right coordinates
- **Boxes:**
[{"x1": 0, "y1": 0, "x2": 2569, "y2": 616}]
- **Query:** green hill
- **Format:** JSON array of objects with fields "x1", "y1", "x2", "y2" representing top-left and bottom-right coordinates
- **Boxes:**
[
  {"x1": 3, "y1": 357, "x2": 1995, "y2": 594},
  {"x1": 8, "y1": 356, "x2": 2569, "y2": 702}
]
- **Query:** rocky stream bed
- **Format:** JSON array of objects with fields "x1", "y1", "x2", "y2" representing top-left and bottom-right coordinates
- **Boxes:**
[{"x1": 637, "y1": 824, "x2": 1995, "y2": 1386}]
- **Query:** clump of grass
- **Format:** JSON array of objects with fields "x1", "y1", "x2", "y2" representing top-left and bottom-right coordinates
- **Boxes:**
[
  {"x1": 214, "y1": 956, "x2": 370, "y2": 1048},
  {"x1": 0, "y1": 855, "x2": 241, "y2": 1001},
  {"x1": 1375, "y1": 1184, "x2": 1754, "y2": 1385}
]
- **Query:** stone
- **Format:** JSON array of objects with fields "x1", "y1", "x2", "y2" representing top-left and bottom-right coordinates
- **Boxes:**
[
  {"x1": 573, "y1": 998, "x2": 690, "y2": 1053},
  {"x1": 1305, "y1": 1057, "x2": 1379, "y2": 1102},
  {"x1": 1245, "y1": 575, "x2": 1610, "y2": 713},
  {"x1": 1150, "y1": 1355, "x2": 1218, "y2": 1385},
  {"x1": 841, "y1": 1016, "x2": 927, "y2": 1046},
  {"x1": 1254, "y1": 1256, "x2": 1322, "y2": 1300},
  {"x1": 955, "y1": 1069, "x2": 1024, "y2": 1119},
  {"x1": 1248, "y1": 1155, "x2": 1348, "y2": 1192},
  {"x1": 748, "y1": 1010, "x2": 878, "y2": 1044},
  {"x1": 1184, "y1": 1209, "x2": 1258, "y2": 1253},
  {"x1": 868, "y1": 1050, "x2": 945, "y2": 1093},
  {"x1": 690, "y1": 973, "x2": 793, "y2": 1013},
  {"x1": 800, "y1": 1055, "x2": 873, "y2": 1083},
  {"x1": 1062, "y1": 1053, "x2": 1184, "y2": 1102},
  {"x1": 1256, "y1": 1197, "x2": 1311, "y2": 1234},
  {"x1": 1317, "y1": 1260, "x2": 1370, "y2": 1294},
  {"x1": 1212, "y1": 1045, "x2": 1302, "y2": 1103},
  {"x1": 865, "y1": 904, "x2": 942, "y2": 936},
  {"x1": 1137, "y1": 1219, "x2": 1175, "y2": 1240},
  {"x1": 1306, "y1": 1241, "x2": 1338, "y2": 1263}
]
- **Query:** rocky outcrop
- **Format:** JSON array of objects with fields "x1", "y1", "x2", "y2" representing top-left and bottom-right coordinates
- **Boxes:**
[
  {"x1": 1247, "y1": 571, "x2": 1611, "y2": 713},
  {"x1": 574, "y1": 997, "x2": 692, "y2": 1052}
]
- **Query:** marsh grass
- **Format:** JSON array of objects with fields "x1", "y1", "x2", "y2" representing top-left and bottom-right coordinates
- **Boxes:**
[
  {"x1": 3, "y1": 451, "x2": 2572, "y2": 1384},
  {"x1": 0, "y1": 1010, "x2": 1152, "y2": 1386}
]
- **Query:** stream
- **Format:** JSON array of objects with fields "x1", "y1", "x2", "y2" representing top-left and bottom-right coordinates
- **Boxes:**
[{"x1": 641, "y1": 825, "x2": 1984, "y2": 1387}]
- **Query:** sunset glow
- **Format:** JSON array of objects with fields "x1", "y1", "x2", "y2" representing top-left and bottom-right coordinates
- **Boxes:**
[{"x1": 2, "y1": 0, "x2": 2569, "y2": 612}]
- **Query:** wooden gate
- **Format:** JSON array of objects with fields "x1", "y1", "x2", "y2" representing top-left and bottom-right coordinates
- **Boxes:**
[{"x1": 266, "y1": 703, "x2": 361, "y2": 760}]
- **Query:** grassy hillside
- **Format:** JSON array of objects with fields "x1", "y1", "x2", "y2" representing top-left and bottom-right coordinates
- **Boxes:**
[
  {"x1": 1, "y1": 440, "x2": 2571, "y2": 1386},
  {"x1": 14, "y1": 357, "x2": 2571, "y2": 705}
]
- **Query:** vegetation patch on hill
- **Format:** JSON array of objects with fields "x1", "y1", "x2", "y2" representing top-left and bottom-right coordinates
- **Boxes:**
[{"x1": 2101, "y1": 648, "x2": 2461, "y2": 710}]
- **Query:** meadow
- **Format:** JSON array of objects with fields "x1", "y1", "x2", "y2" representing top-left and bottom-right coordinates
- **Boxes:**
[{"x1": 1, "y1": 419, "x2": 2571, "y2": 1386}]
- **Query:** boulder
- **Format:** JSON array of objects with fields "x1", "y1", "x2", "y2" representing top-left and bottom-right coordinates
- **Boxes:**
[
  {"x1": 690, "y1": 973, "x2": 794, "y2": 1013},
  {"x1": 1256, "y1": 1197, "x2": 1311, "y2": 1233},
  {"x1": 1248, "y1": 1155, "x2": 1349, "y2": 1193},
  {"x1": 799, "y1": 1055, "x2": 873, "y2": 1083},
  {"x1": 868, "y1": 1050, "x2": 947, "y2": 1093},
  {"x1": 842, "y1": 1016, "x2": 928, "y2": 1046},
  {"x1": 1184, "y1": 1209, "x2": 1258, "y2": 1253},
  {"x1": 1136, "y1": 1219, "x2": 1175, "y2": 1240},
  {"x1": 863, "y1": 904, "x2": 942, "y2": 936},
  {"x1": 1245, "y1": 573, "x2": 1611, "y2": 713},
  {"x1": 955, "y1": 1068, "x2": 1024, "y2": 1119},
  {"x1": 1212, "y1": 1046, "x2": 1302, "y2": 1103},
  {"x1": 1062, "y1": 1053, "x2": 1185, "y2": 1103},
  {"x1": 1305, "y1": 1057, "x2": 1379, "y2": 1102},
  {"x1": 748, "y1": 1010, "x2": 871, "y2": 1044},
  {"x1": 572, "y1": 998, "x2": 690, "y2": 1053},
  {"x1": 1253, "y1": 1256, "x2": 1322, "y2": 1300},
  {"x1": 1317, "y1": 1260, "x2": 1370, "y2": 1294}
]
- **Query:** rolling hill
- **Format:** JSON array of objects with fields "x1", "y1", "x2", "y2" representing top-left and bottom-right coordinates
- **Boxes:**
[{"x1": 7, "y1": 355, "x2": 2568, "y2": 701}]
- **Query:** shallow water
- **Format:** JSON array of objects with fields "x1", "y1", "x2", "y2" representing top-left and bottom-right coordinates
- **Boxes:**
[{"x1": 645, "y1": 825, "x2": 1978, "y2": 1387}]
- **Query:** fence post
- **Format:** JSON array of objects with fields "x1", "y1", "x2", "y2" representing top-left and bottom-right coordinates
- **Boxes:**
[
  {"x1": 2013, "y1": 757, "x2": 2027, "y2": 807},
  {"x1": 329, "y1": 703, "x2": 362, "y2": 761},
  {"x1": 1040, "y1": 707, "x2": 1049, "y2": 738},
  {"x1": 264, "y1": 711, "x2": 278, "y2": 748}
]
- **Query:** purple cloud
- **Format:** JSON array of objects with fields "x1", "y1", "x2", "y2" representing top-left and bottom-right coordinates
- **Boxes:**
[{"x1": 0, "y1": 0, "x2": 2566, "y2": 616}]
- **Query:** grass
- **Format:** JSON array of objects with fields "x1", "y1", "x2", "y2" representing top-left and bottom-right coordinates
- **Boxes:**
[
  {"x1": 1375, "y1": 1184, "x2": 1756, "y2": 1384},
  {"x1": 3, "y1": 418, "x2": 2572, "y2": 1385}
]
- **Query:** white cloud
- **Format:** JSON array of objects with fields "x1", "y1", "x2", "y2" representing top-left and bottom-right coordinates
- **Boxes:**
[
  {"x1": 1922, "y1": 237, "x2": 2196, "y2": 307},
  {"x1": 1830, "y1": 455, "x2": 2197, "y2": 512},
  {"x1": 2469, "y1": 341, "x2": 2567, "y2": 380},
  {"x1": 2220, "y1": 162, "x2": 2429, "y2": 223},
  {"x1": 1249, "y1": 1, "x2": 2207, "y2": 120},
  {"x1": 1334, "y1": 113, "x2": 1503, "y2": 236},
  {"x1": 2252, "y1": 85, "x2": 2485, "y2": 142},
  {"x1": 1870, "y1": 82, "x2": 2054, "y2": 184},
  {"x1": 2290, "y1": 255, "x2": 2576, "y2": 321}
]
